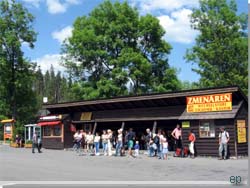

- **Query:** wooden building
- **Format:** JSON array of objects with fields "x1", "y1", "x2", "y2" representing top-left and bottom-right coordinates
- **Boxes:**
[{"x1": 38, "y1": 86, "x2": 248, "y2": 157}]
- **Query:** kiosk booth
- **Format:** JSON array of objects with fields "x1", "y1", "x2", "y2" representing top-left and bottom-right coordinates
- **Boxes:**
[
  {"x1": 1, "y1": 119, "x2": 15, "y2": 143},
  {"x1": 24, "y1": 124, "x2": 41, "y2": 143}
]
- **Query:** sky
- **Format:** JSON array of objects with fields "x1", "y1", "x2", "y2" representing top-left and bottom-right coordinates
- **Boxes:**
[{"x1": 18, "y1": 0, "x2": 248, "y2": 82}]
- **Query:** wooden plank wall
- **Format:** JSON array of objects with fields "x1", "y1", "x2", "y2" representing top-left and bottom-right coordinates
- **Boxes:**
[
  {"x1": 182, "y1": 119, "x2": 236, "y2": 157},
  {"x1": 43, "y1": 137, "x2": 64, "y2": 149}
]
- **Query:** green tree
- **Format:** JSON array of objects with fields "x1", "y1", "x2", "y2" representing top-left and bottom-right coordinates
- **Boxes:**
[
  {"x1": 0, "y1": 0, "x2": 37, "y2": 119},
  {"x1": 185, "y1": 0, "x2": 248, "y2": 94},
  {"x1": 0, "y1": 0, "x2": 38, "y2": 140},
  {"x1": 33, "y1": 66, "x2": 72, "y2": 104},
  {"x1": 62, "y1": 1, "x2": 180, "y2": 99}
]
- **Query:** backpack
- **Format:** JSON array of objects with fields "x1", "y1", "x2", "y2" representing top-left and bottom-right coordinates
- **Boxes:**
[{"x1": 153, "y1": 135, "x2": 159, "y2": 145}]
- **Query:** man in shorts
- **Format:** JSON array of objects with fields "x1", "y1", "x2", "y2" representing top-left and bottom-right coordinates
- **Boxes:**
[{"x1": 127, "y1": 128, "x2": 135, "y2": 157}]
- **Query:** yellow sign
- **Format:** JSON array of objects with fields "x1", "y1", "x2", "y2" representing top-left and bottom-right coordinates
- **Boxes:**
[
  {"x1": 182, "y1": 121, "x2": 190, "y2": 128},
  {"x1": 80, "y1": 112, "x2": 92, "y2": 121},
  {"x1": 237, "y1": 120, "x2": 246, "y2": 143},
  {"x1": 1, "y1": 119, "x2": 15, "y2": 123},
  {"x1": 186, "y1": 93, "x2": 232, "y2": 113}
]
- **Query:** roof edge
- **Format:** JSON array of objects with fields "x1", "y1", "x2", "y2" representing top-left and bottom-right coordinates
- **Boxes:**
[{"x1": 43, "y1": 85, "x2": 242, "y2": 109}]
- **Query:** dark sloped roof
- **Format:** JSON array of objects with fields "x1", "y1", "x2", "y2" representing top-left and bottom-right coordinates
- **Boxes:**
[{"x1": 43, "y1": 86, "x2": 247, "y2": 114}]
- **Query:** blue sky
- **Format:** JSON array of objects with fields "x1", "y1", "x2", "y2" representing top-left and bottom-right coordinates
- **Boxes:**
[{"x1": 19, "y1": 0, "x2": 247, "y2": 82}]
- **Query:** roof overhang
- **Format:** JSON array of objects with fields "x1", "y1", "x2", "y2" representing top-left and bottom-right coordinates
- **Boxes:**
[
  {"x1": 42, "y1": 86, "x2": 246, "y2": 114},
  {"x1": 37, "y1": 121, "x2": 61, "y2": 126}
]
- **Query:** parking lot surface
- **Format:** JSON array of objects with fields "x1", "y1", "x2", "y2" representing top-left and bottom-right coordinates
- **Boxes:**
[{"x1": 0, "y1": 144, "x2": 248, "y2": 186}]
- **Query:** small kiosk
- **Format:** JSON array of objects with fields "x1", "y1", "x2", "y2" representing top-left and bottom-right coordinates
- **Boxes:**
[
  {"x1": 1, "y1": 119, "x2": 15, "y2": 143},
  {"x1": 24, "y1": 124, "x2": 41, "y2": 143}
]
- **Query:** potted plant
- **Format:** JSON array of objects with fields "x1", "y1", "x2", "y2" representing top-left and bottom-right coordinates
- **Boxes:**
[
  {"x1": 10, "y1": 140, "x2": 18, "y2": 148},
  {"x1": 25, "y1": 140, "x2": 33, "y2": 148}
]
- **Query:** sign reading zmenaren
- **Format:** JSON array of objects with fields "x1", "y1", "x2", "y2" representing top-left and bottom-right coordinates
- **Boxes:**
[{"x1": 186, "y1": 93, "x2": 232, "y2": 113}]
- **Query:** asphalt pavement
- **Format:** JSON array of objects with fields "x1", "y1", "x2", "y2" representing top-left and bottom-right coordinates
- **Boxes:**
[{"x1": 0, "y1": 144, "x2": 248, "y2": 187}]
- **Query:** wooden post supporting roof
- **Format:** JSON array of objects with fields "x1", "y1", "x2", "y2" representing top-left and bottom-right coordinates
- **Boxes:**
[
  {"x1": 121, "y1": 122, "x2": 125, "y2": 130},
  {"x1": 152, "y1": 121, "x2": 157, "y2": 134},
  {"x1": 92, "y1": 122, "x2": 97, "y2": 135}
]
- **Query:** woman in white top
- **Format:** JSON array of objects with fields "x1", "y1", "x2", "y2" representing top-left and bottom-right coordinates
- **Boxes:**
[
  {"x1": 107, "y1": 129, "x2": 113, "y2": 156},
  {"x1": 101, "y1": 130, "x2": 108, "y2": 156},
  {"x1": 94, "y1": 132, "x2": 101, "y2": 155},
  {"x1": 115, "y1": 129, "x2": 123, "y2": 156}
]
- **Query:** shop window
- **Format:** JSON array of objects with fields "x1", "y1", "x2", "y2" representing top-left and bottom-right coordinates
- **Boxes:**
[
  {"x1": 43, "y1": 126, "x2": 52, "y2": 136},
  {"x1": 53, "y1": 125, "x2": 61, "y2": 136},
  {"x1": 199, "y1": 120, "x2": 215, "y2": 138}
]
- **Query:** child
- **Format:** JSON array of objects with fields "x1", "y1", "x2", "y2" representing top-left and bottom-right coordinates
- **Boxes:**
[
  {"x1": 134, "y1": 141, "x2": 140, "y2": 157},
  {"x1": 162, "y1": 138, "x2": 168, "y2": 160}
]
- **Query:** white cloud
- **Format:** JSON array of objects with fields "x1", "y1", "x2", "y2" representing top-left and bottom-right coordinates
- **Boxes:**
[
  {"x1": 46, "y1": 0, "x2": 81, "y2": 14},
  {"x1": 129, "y1": 0, "x2": 200, "y2": 44},
  {"x1": 158, "y1": 9, "x2": 199, "y2": 44},
  {"x1": 21, "y1": 0, "x2": 81, "y2": 14},
  {"x1": 131, "y1": 0, "x2": 199, "y2": 14},
  {"x1": 52, "y1": 26, "x2": 73, "y2": 44},
  {"x1": 34, "y1": 54, "x2": 66, "y2": 74},
  {"x1": 46, "y1": 0, "x2": 67, "y2": 14}
]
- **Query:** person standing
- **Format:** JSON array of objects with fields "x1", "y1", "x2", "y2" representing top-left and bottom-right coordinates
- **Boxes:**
[
  {"x1": 37, "y1": 135, "x2": 42, "y2": 153},
  {"x1": 124, "y1": 130, "x2": 129, "y2": 150},
  {"x1": 102, "y1": 130, "x2": 108, "y2": 156},
  {"x1": 188, "y1": 129, "x2": 196, "y2": 158},
  {"x1": 86, "y1": 131, "x2": 94, "y2": 154},
  {"x1": 107, "y1": 129, "x2": 113, "y2": 156},
  {"x1": 115, "y1": 129, "x2": 123, "y2": 156},
  {"x1": 80, "y1": 130, "x2": 86, "y2": 152},
  {"x1": 171, "y1": 124, "x2": 182, "y2": 149},
  {"x1": 162, "y1": 138, "x2": 168, "y2": 160},
  {"x1": 32, "y1": 132, "x2": 41, "y2": 153},
  {"x1": 94, "y1": 132, "x2": 100, "y2": 156},
  {"x1": 218, "y1": 126, "x2": 230, "y2": 160},
  {"x1": 127, "y1": 128, "x2": 135, "y2": 157},
  {"x1": 73, "y1": 130, "x2": 82, "y2": 154},
  {"x1": 145, "y1": 128, "x2": 152, "y2": 156},
  {"x1": 15, "y1": 134, "x2": 21, "y2": 147}
]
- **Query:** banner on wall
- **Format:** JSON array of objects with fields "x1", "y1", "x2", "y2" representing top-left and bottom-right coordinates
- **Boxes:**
[
  {"x1": 186, "y1": 93, "x2": 232, "y2": 113},
  {"x1": 182, "y1": 121, "x2": 190, "y2": 128},
  {"x1": 237, "y1": 120, "x2": 246, "y2": 143},
  {"x1": 80, "y1": 112, "x2": 92, "y2": 121}
]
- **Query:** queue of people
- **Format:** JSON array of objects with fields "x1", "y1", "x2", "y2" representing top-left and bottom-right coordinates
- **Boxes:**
[
  {"x1": 27, "y1": 124, "x2": 229, "y2": 160},
  {"x1": 71, "y1": 125, "x2": 197, "y2": 160}
]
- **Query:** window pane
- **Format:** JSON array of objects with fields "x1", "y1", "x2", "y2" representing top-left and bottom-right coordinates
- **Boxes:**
[
  {"x1": 53, "y1": 125, "x2": 61, "y2": 136},
  {"x1": 43, "y1": 126, "x2": 51, "y2": 136},
  {"x1": 199, "y1": 120, "x2": 215, "y2": 138}
]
